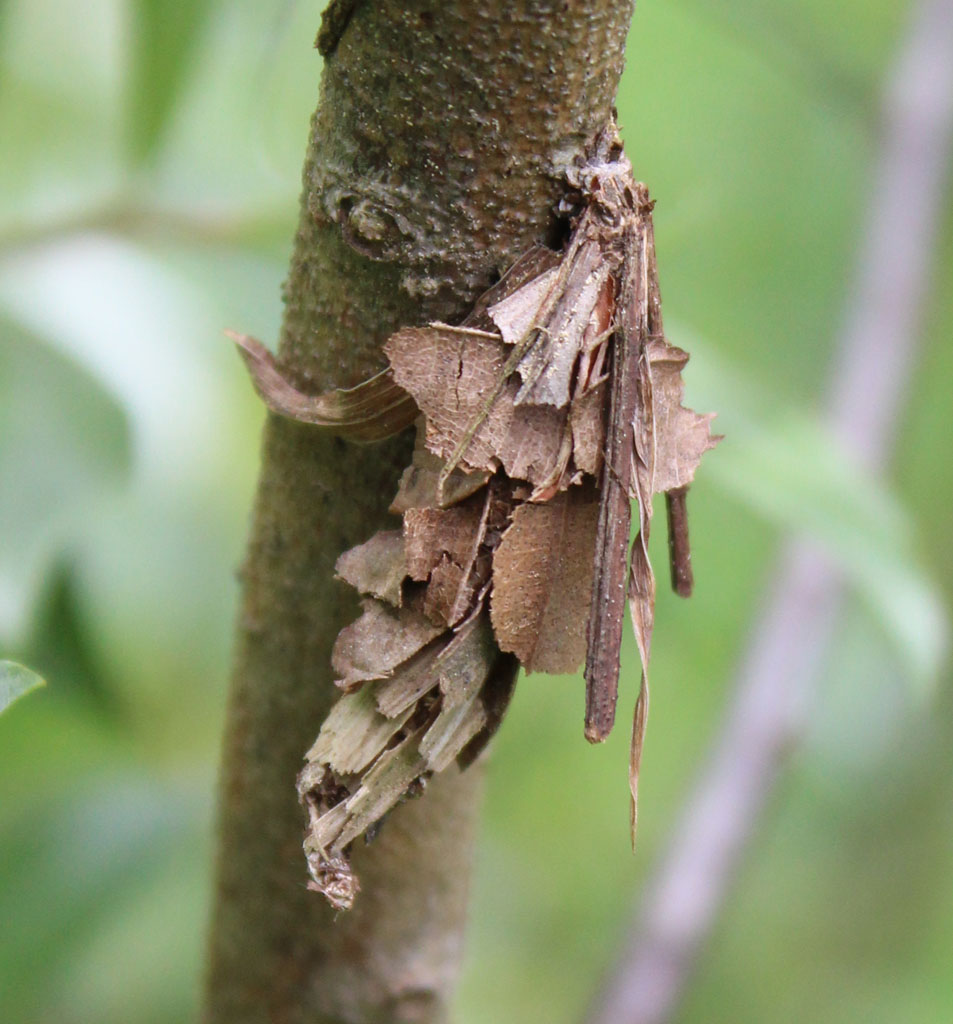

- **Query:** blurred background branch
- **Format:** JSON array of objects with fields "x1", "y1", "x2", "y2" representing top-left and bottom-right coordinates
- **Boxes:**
[{"x1": 585, "y1": 2, "x2": 953, "y2": 1021}]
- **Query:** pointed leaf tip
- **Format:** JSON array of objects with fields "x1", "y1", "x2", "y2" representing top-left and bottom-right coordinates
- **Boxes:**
[{"x1": 0, "y1": 661, "x2": 46, "y2": 714}]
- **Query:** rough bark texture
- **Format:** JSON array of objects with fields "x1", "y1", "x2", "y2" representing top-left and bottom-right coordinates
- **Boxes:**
[{"x1": 203, "y1": 2, "x2": 636, "y2": 1022}]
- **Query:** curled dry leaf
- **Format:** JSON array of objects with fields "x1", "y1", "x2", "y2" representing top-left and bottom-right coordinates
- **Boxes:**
[
  {"x1": 228, "y1": 330, "x2": 416, "y2": 442},
  {"x1": 646, "y1": 337, "x2": 723, "y2": 495},
  {"x1": 234, "y1": 120, "x2": 720, "y2": 906}
]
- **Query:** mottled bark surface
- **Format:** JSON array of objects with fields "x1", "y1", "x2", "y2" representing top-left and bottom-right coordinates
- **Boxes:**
[{"x1": 204, "y1": 2, "x2": 636, "y2": 1022}]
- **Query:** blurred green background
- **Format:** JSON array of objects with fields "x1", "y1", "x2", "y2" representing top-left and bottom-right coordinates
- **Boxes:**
[{"x1": 1, "y1": 1, "x2": 951, "y2": 1021}]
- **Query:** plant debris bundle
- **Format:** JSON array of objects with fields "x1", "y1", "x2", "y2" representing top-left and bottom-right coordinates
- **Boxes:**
[{"x1": 234, "y1": 122, "x2": 720, "y2": 910}]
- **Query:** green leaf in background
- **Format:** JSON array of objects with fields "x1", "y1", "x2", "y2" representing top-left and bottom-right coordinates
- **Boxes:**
[
  {"x1": 0, "y1": 778, "x2": 211, "y2": 1023},
  {"x1": 127, "y1": 0, "x2": 216, "y2": 164},
  {"x1": 0, "y1": 317, "x2": 130, "y2": 642},
  {"x1": 0, "y1": 661, "x2": 45, "y2": 713},
  {"x1": 672, "y1": 331, "x2": 948, "y2": 697}
]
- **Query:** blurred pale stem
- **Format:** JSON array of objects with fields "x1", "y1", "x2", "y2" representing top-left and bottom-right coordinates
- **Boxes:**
[{"x1": 585, "y1": 1, "x2": 953, "y2": 1022}]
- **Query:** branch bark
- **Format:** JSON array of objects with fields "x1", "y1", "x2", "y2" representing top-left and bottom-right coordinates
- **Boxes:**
[
  {"x1": 584, "y1": 1, "x2": 953, "y2": 1021},
  {"x1": 203, "y1": 3, "x2": 636, "y2": 1022}
]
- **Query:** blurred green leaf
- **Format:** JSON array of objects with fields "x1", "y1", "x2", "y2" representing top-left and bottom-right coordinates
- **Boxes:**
[
  {"x1": 0, "y1": 778, "x2": 210, "y2": 1023},
  {"x1": 0, "y1": 317, "x2": 130, "y2": 641},
  {"x1": 717, "y1": 413, "x2": 947, "y2": 693},
  {"x1": 673, "y1": 333, "x2": 948, "y2": 695},
  {"x1": 127, "y1": 0, "x2": 216, "y2": 163},
  {"x1": 24, "y1": 561, "x2": 119, "y2": 716},
  {"x1": 0, "y1": 661, "x2": 45, "y2": 713}
]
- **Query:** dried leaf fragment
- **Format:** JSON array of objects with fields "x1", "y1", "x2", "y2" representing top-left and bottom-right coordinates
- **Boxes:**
[
  {"x1": 306, "y1": 681, "x2": 415, "y2": 775},
  {"x1": 331, "y1": 598, "x2": 443, "y2": 690},
  {"x1": 386, "y1": 325, "x2": 571, "y2": 486},
  {"x1": 298, "y1": 613, "x2": 511, "y2": 906},
  {"x1": 335, "y1": 530, "x2": 406, "y2": 607},
  {"x1": 390, "y1": 429, "x2": 490, "y2": 513},
  {"x1": 491, "y1": 487, "x2": 600, "y2": 674},
  {"x1": 490, "y1": 239, "x2": 615, "y2": 409},
  {"x1": 646, "y1": 337, "x2": 722, "y2": 494},
  {"x1": 374, "y1": 608, "x2": 495, "y2": 718}
]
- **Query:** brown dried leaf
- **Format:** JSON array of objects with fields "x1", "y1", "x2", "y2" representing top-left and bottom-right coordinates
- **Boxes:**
[
  {"x1": 331, "y1": 598, "x2": 442, "y2": 690},
  {"x1": 403, "y1": 488, "x2": 494, "y2": 625},
  {"x1": 229, "y1": 331, "x2": 417, "y2": 442},
  {"x1": 420, "y1": 557, "x2": 470, "y2": 627},
  {"x1": 490, "y1": 239, "x2": 614, "y2": 409},
  {"x1": 468, "y1": 245, "x2": 562, "y2": 328},
  {"x1": 335, "y1": 530, "x2": 406, "y2": 607},
  {"x1": 390, "y1": 426, "x2": 490, "y2": 513},
  {"x1": 569, "y1": 382, "x2": 607, "y2": 477},
  {"x1": 403, "y1": 502, "x2": 482, "y2": 582},
  {"x1": 647, "y1": 337, "x2": 721, "y2": 494},
  {"x1": 486, "y1": 266, "x2": 559, "y2": 347},
  {"x1": 490, "y1": 487, "x2": 599, "y2": 674},
  {"x1": 385, "y1": 325, "x2": 570, "y2": 486}
]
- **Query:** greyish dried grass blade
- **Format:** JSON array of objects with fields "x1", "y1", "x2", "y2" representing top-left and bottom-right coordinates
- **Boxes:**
[
  {"x1": 331, "y1": 599, "x2": 443, "y2": 691},
  {"x1": 628, "y1": 671, "x2": 650, "y2": 847},
  {"x1": 306, "y1": 681, "x2": 415, "y2": 775},
  {"x1": 299, "y1": 611, "x2": 505, "y2": 908},
  {"x1": 375, "y1": 609, "x2": 495, "y2": 718}
]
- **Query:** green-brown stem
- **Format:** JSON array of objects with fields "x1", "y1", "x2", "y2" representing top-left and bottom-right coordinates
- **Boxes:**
[{"x1": 203, "y1": 2, "x2": 635, "y2": 1021}]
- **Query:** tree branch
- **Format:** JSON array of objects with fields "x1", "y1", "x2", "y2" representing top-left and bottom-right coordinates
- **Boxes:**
[
  {"x1": 203, "y1": 3, "x2": 636, "y2": 1022},
  {"x1": 584, "y1": 1, "x2": 953, "y2": 1021}
]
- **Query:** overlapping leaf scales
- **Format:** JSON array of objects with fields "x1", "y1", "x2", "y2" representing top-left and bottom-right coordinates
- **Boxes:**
[{"x1": 235, "y1": 133, "x2": 721, "y2": 907}]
